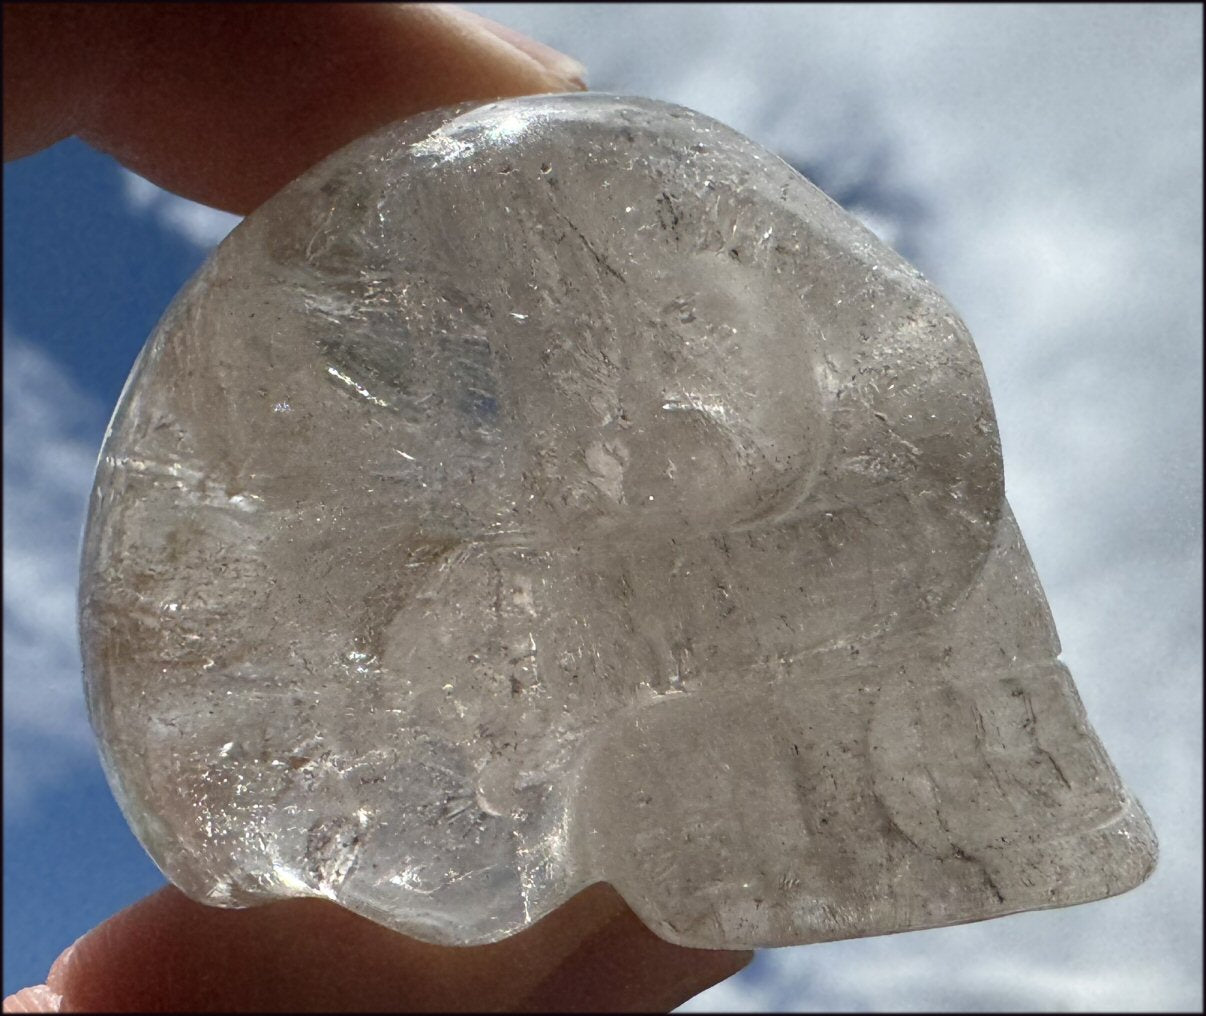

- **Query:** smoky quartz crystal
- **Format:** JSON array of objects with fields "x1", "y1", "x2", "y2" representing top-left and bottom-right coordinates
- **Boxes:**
[{"x1": 79, "y1": 93, "x2": 1156, "y2": 948}]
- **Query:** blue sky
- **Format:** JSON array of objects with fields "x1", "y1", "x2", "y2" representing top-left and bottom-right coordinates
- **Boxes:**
[{"x1": 4, "y1": 4, "x2": 1202, "y2": 1011}]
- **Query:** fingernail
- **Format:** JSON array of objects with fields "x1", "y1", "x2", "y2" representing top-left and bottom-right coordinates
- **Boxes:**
[
  {"x1": 2, "y1": 939, "x2": 79, "y2": 1014},
  {"x1": 2, "y1": 985, "x2": 63, "y2": 1013},
  {"x1": 451, "y1": 7, "x2": 587, "y2": 89}
]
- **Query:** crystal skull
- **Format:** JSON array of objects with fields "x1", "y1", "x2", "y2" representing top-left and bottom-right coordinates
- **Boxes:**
[{"x1": 79, "y1": 93, "x2": 1156, "y2": 948}]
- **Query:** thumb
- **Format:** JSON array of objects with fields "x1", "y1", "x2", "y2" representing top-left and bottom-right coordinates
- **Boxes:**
[{"x1": 5, "y1": 883, "x2": 751, "y2": 1012}]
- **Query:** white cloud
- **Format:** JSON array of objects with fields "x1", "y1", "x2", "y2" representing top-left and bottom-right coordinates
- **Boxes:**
[
  {"x1": 2, "y1": 330, "x2": 109, "y2": 809},
  {"x1": 740, "y1": 921, "x2": 1192, "y2": 1010},
  {"x1": 120, "y1": 169, "x2": 242, "y2": 249}
]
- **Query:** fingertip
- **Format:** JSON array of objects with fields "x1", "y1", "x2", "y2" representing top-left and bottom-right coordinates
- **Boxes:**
[
  {"x1": 518, "y1": 899, "x2": 755, "y2": 1013},
  {"x1": 448, "y1": 5, "x2": 588, "y2": 89},
  {"x1": 7, "y1": 3, "x2": 589, "y2": 212}
]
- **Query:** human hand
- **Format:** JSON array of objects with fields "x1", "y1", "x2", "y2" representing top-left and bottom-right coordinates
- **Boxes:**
[{"x1": 2, "y1": 4, "x2": 752, "y2": 1010}]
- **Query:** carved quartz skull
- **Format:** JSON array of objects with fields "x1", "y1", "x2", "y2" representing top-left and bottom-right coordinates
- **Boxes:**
[{"x1": 80, "y1": 93, "x2": 1156, "y2": 948}]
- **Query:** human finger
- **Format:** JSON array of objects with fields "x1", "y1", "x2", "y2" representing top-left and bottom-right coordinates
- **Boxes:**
[
  {"x1": 2, "y1": 2, "x2": 586, "y2": 214},
  {"x1": 3, "y1": 883, "x2": 749, "y2": 1012}
]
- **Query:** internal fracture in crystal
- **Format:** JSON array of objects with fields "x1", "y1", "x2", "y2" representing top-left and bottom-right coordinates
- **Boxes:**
[{"x1": 79, "y1": 93, "x2": 1157, "y2": 948}]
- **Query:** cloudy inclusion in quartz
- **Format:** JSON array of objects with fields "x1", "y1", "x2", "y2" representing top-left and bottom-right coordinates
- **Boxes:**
[{"x1": 79, "y1": 93, "x2": 1157, "y2": 948}]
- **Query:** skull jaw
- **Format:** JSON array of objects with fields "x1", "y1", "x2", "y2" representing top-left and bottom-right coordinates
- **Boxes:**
[{"x1": 568, "y1": 498, "x2": 1158, "y2": 948}]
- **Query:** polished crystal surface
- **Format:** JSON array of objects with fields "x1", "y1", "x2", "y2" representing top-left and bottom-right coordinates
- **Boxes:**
[{"x1": 79, "y1": 93, "x2": 1156, "y2": 948}]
